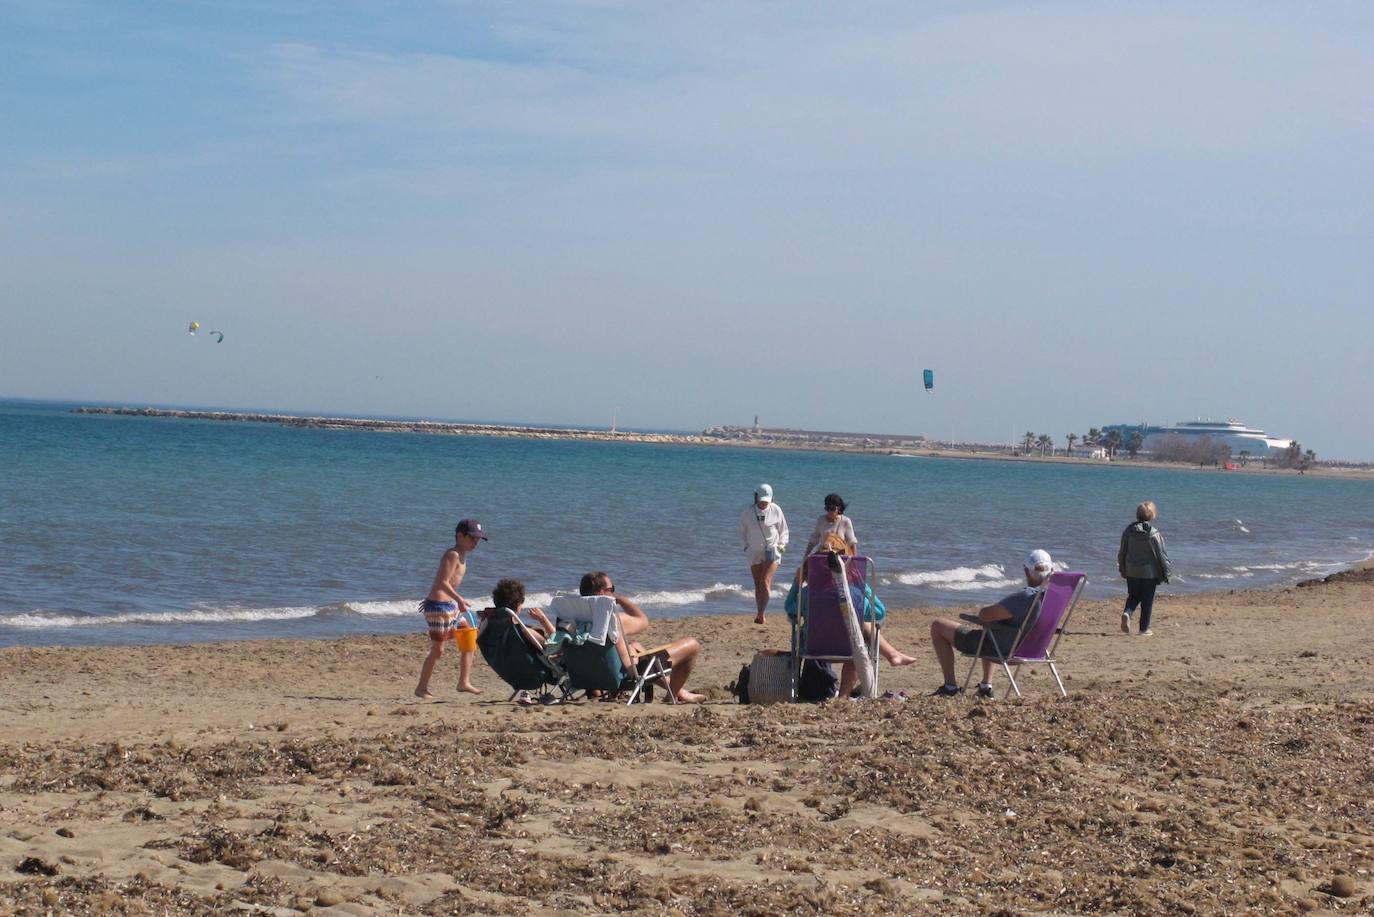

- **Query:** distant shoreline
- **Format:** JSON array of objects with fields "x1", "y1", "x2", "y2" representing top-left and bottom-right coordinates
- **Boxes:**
[{"x1": 71, "y1": 406, "x2": 1373, "y2": 478}]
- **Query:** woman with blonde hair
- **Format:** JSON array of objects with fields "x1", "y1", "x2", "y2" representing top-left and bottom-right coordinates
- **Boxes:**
[{"x1": 1117, "y1": 500, "x2": 1173, "y2": 636}]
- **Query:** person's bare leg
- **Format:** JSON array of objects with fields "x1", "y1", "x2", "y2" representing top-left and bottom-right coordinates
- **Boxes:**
[
  {"x1": 866, "y1": 625, "x2": 918, "y2": 667},
  {"x1": 981, "y1": 659, "x2": 995, "y2": 684},
  {"x1": 664, "y1": 637, "x2": 705, "y2": 702},
  {"x1": 415, "y1": 641, "x2": 444, "y2": 699},
  {"x1": 838, "y1": 662, "x2": 857, "y2": 699},
  {"x1": 751, "y1": 562, "x2": 778, "y2": 624},
  {"x1": 930, "y1": 619, "x2": 961, "y2": 684},
  {"x1": 457, "y1": 649, "x2": 482, "y2": 694}
]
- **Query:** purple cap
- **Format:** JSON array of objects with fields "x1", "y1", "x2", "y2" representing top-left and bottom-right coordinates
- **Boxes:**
[{"x1": 456, "y1": 519, "x2": 488, "y2": 540}]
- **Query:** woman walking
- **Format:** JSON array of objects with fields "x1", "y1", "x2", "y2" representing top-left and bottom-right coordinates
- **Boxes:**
[
  {"x1": 1118, "y1": 500, "x2": 1173, "y2": 636},
  {"x1": 802, "y1": 493, "x2": 858, "y2": 557},
  {"x1": 739, "y1": 484, "x2": 789, "y2": 624}
]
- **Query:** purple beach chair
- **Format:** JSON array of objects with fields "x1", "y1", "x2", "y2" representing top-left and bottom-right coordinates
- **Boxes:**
[
  {"x1": 962, "y1": 571, "x2": 1086, "y2": 698},
  {"x1": 790, "y1": 554, "x2": 880, "y2": 700}
]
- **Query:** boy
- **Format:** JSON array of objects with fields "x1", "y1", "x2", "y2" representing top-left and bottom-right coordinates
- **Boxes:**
[{"x1": 414, "y1": 519, "x2": 488, "y2": 699}]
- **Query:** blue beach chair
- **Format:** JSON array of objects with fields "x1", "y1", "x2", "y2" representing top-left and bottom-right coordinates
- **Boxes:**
[{"x1": 546, "y1": 595, "x2": 674, "y2": 704}]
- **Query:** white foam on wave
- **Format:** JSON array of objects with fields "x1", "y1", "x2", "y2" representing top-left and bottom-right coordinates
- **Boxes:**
[
  {"x1": 0, "y1": 605, "x2": 322, "y2": 629},
  {"x1": 346, "y1": 592, "x2": 559, "y2": 615},
  {"x1": 629, "y1": 582, "x2": 783, "y2": 607},
  {"x1": 343, "y1": 600, "x2": 417, "y2": 617},
  {"x1": 890, "y1": 564, "x2": 1011, "y2": 589}
]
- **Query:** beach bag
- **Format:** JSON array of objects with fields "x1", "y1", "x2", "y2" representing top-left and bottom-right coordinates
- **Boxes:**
[
  {"x1": 742, "y1": 651, "x2": 791, "y2": 704},
  {"x1": 732, "y1": 653, "x2": 837, "y2": 704}
]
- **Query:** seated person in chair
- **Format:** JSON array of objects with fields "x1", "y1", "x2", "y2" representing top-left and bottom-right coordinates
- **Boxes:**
[
  {"x1": 579, "y1": 571, "x2": 705, "y2": 703},
  {"x1": 481, "y1": 578, "x2": 555, "y2": 640},
  {"x1": 929, "y1": 549, "x2": 1053, "y2": 698},
  {"x1": 785, "y1": 547, "x2": 918, "y2": 698}
]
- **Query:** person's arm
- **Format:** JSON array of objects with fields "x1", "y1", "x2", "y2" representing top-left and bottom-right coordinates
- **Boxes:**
[
  {"x1": 740, "y1": 508, "x2": 751, "y2": 553},
  {"x1": 614, "y1": 593, "x2": 650, "y2": 637},
  {"x1": 977, "y1": 601, "x2": 1013, "y2": 624},
  {"x1": 1152, "y1": 531, "x2": 1172, "y2": 582},
  {"x1": 776, "y1": 507, "x2": 789, "y2": 550},
  {"x1": 524, "y1": 606, "x2": 554, "y2": 639},
  {"x1": 1117, "y1": 530, "x2": 1129, "y2": 577},
  {"x1": 843, "y1": 516, "x2": 858, "y2": 548}
]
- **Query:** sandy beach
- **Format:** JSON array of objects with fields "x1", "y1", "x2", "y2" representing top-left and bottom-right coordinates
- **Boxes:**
[{"x1": 2, "y1": 569, "x2": 1372, "y2": 914}]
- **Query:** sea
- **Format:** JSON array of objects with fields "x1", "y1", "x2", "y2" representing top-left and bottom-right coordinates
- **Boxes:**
[{"x1": 3, "y1": 398, "x2": 1372, "y2": 648}]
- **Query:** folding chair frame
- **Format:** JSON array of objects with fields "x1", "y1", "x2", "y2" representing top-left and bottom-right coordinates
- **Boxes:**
[
  {"x1": 961, "y1": 573, "x2": 1086, "y2": 698},
  {"x1": 625, "y1": 644, "x2": 677, "y2": 705}
]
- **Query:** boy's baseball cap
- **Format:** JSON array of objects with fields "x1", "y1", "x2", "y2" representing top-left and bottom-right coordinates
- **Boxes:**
[
  {"x1": 755, "y1": 483, "x2": 774, "y2": 503},
  {"x1": 457, "y1": 519, "x2": 489, "y2": 540},
  {"x1": 1023, "y1": 549, "x2": 1053, "y2": 574}
]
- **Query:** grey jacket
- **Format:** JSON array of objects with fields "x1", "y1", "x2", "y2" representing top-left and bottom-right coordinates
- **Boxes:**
[{"x1": 1118, "y1": 521, "x2": 1172, "y2": 581}]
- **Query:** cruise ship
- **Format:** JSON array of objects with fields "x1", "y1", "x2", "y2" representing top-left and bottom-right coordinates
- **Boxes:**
[{"x1": 1106, "y1": 420, "x2": 1294, "y2": 457}]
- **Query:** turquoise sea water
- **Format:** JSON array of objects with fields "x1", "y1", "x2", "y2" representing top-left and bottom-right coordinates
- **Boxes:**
[{"x1": 3, "y1": 399, "x2": 1372, "y2": 648}]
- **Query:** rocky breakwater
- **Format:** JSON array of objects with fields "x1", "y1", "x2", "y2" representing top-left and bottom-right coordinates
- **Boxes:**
[
  {"x1": 703, "y1": 424, "x2": 927, "y2": 452},
  {"x1": 73, "y1": 407, "x2": 709, "y2": 446}
]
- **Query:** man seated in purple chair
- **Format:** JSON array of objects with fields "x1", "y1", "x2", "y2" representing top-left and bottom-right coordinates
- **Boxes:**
[{"x1": 929, "y1": 550, "x2": 1053, "y2": 699}]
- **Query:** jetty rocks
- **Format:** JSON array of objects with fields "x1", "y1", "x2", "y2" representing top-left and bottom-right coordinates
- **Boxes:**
[
  {"x1": 74, "y1": 408, "x2": 931, "y2": 453},
  {"x1": 73, "y1": 407, "x2": 709, "y2": 445}
]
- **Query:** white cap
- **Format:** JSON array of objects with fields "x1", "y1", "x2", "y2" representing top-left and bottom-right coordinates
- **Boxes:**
[
  {"x1": 755, "y1": 483, "x2": 774, "y2": 503},
  {"x1": 1024, "y1": 549, "x2": 1054, "y2": 575}
]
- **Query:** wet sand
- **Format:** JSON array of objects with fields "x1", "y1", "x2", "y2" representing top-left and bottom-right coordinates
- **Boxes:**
[{"x1": 2, "y1": 570, "x2": 1372, "y2": 914}]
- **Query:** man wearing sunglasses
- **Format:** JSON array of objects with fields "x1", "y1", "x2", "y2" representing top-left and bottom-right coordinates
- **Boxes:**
[{"x1": 579, "y1": 571, "x2": 705, "y2": 703}]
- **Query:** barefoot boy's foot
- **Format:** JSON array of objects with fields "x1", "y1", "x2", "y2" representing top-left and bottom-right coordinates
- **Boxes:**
[
  {"x1": 754, "y1": 614, "x2": 766, "y2": 625},
  {"x1": 414, "y1": 689, "x2": 436, "y2": 700},
  {"x1": 458, "y1": 683, "x2": 483, "y2": 695},
  {"x1": 889, "y1": 653, "x2": 918, "y2": 667},
  {"x1": 674, "y1": 689, "x2": 706, "y2": 703}
]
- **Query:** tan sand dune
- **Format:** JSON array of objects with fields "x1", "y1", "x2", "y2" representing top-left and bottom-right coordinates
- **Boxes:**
[{"x1": 1, "y1": 571, "x2": 1371, "y2": 914}]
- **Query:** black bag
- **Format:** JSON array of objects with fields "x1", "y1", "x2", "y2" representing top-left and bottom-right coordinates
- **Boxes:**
[
  {"x1": 731, "y1": 663, "x2": 751, "y2": 704},
  {"x1": 798, "y1": 659, "x2": 838, "y2": 702}
]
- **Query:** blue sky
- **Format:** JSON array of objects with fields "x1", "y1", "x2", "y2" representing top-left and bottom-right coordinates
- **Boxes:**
[{"x1": 3, "y1": 2, "x2": 1372, "y2": 456}]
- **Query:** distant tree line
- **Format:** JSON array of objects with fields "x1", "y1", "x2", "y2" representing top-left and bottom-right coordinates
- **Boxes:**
[
  {"x1": 1149, "y1": 434, "x2": 1233, "y2": 466},
  {"x1": 1273, "y1": 441, "x2": 1317, "y2": 471}
]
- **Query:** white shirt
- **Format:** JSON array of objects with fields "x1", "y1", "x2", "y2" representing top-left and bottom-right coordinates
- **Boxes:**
[
  {"x1": 739, "y1": 502, "x2": 789, "y2": 554},
  {"x1": 805, "y1": 513, "x2": 858, "y2": 556}
]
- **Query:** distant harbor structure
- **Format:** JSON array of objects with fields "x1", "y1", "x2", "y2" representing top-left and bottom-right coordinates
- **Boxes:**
[
  {"x1": 704, "y1": 424, "x2": 927, "y2": 450},
  {"x1": 1105, "y1": 419, "x2": 1294, "y2": 458}
]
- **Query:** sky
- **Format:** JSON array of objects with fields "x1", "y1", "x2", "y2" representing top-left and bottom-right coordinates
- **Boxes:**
[{"x1": 2, "y1": 2, "x2": 1371, "y2": 457}]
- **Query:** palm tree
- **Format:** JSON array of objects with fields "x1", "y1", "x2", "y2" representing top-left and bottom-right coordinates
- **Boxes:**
[
  {"x1": 1086, "y1": 427, "x2": 1102, "y2": 446},
  {"x1": 1237, "y1": 449, "x2": 1251, "y2": 467},
  {"x1": 1103, "y1": 429, "x2": 1123, "y2": 457},
  {"x1": 1065, "y1": 433, "x2": 1077, "y2": 454},
  {"x1": 1036, "y1": 434, "x2": 1054, "y2": 456},
  {"x1": 1022, "y1": 431, "x2": 1036, "y2": 453},
  {"x1": 1127, "y1": 431, "x2": 1143, "y2": 458}
]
